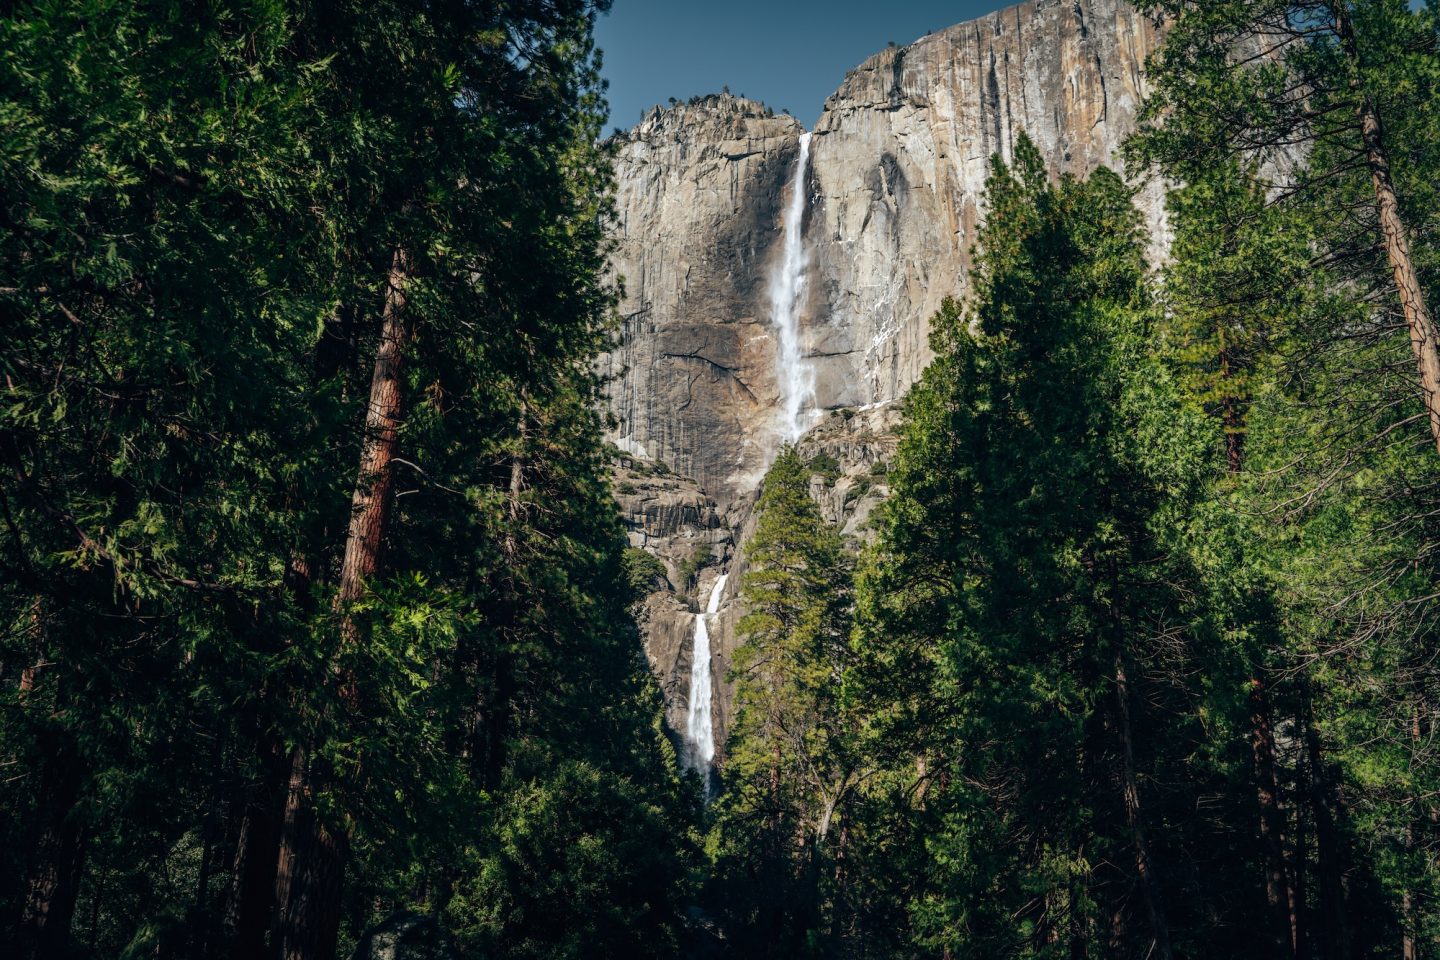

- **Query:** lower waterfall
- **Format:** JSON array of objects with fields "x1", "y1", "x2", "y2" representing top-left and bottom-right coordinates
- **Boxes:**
[{"x1": 684, "y1": 573, "x2": 728, "y2": 779}]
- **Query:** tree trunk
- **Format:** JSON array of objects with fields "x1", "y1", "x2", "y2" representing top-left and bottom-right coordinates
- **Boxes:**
[
  {"x1": 832, "y1": 821, "x2": 850, "y2": 950},
  {"x1": 770, "y1": 739, "x2": 783, "y2": 832},
  {"x1": 1402, "y1": 706, "x2": 1422, "y2": 960},
  {"x1": 17, "y1": 599, "x2": 43, "y2": 700},
  {"x1": 224, "y1": 300, "x2": 355, "y2": 960},
  {"x1": 1221, "y1": 345, "x2": 1246, "y2": 475},
  {"x1": 1221, "y1": 339, "x2": 1298, "y2": 953},
  {"x1": 276, "y1": 247, "x2": 410, "y2": 960},
  {"x1": 274, "y1": 745, "x2": 348, "y2": 960},
  {"x1": 1402, "y1": 857, "x2": 1417, "y2": 960},
  {"x1": 470, "y1": 658, "x2": 513, "y2": 792},
  {"x1": 475, "y1": 401, "x2": 528, "y2": 790},
  {"x1": 225, "y1": 735, "x2": 289, "y2": 959},
  {"x1": 1331, "y1": 0, "x2": 1440, "y2": 454},
  {"x1": 1292, "y1": 729, "x2": 1308, "y2": 960},
  {"x1": 333, "y1": 247, "x2": 411, "y2": 628},
  {"x1": 193, "y1": 757, "x2": 222, "y2": 958},
  {"x1": 226, "y1": 555, "x2": 324, "y2": 958},
  {"x1": 1224, "y1": 402, "x2": 1245, "y2": 475},
  {"x1": 1113, "y1": 653, "x2": 1174, "y2": 960},
  {"x1": 1305, "y1": 716, "x2": 1349, "y2": 960},
  {"x1": 20, "y1": 740, "x2": 86, "y2": 960},
  {"x1": 1249, "y1": 678, "x2": 1298, "y2": 957},
  {"x1": 507, "y1": 402, "x2": 527, "y2": 534}
]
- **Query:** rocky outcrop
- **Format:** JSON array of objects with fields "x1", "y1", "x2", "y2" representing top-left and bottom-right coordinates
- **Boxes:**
[
  {"x1": 612, "y1": 454, "x2": 736, "y2": 745},
  {"x1": 614, "y1": 402, "x2": 905, "y2": 764},
  {"x1": 794, "y1": 403, "x2": 905, "y2": 539},
  {"x1": 606, "y1": 0, "x2": 1167, "y2": 764},
  {"x1": 604, "y1": 96, "x2": 803, "y2": 510},
  {"x1": 806, "y1": 0, "x2": 1165, "y2": 405},
  {"x1": 347, "y1": 913, "x2": 455, "y2": 960},
  {"x1": 605, "y1": 1, "x2": 1164, "y2": 511}
]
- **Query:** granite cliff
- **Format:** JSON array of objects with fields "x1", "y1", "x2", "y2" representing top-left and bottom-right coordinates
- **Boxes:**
[{"x1": 603, "y1": 0, "x2": 1166, "y2": 767}]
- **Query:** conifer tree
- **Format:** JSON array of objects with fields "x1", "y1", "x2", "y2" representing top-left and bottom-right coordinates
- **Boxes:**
[
  {"x1": 854, "y1": 138, "x2": 1228, "y2": 958},
  {"x1": 1, "y1": 2, "x2": 693, "y2": 957},
  {"x1": 1133, "y1": 0, "x2": 1440, "y2": 453},
  {"x1": 1138, "y1": 6, "x2": 1440, "y2": 951},
  {"x1": 711, "y1": 445, "x2": 858, "y2": 958}
]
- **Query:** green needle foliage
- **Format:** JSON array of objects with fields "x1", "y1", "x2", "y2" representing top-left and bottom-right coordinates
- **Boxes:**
[
  {"x1": 715, "y1": 127, "x2": 1440, "y2": 959},
  {"x1": 1, "y1": 2, "x2": 694, "y2": 958},
  {"x1": 708, "y1": 445, "x2": 858, "y2": 958},
  {"x1": 852, "y1": 138, "x2": 1223, "y2": 959},
  {"x1": 4, "y1": 2, "x2": 1440, "y2": 959}
]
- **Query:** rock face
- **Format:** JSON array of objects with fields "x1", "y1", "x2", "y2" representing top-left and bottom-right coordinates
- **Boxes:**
[
  {"x1": 807, "y1": 0, "x2": 1166, "y2": 406},
  {"x1": 612, "y1": 455, "x2": 735, "y2": 748},
  {"x1": 347, "y1": 913, "x2": 455, "y2": 960},
  {"x1": 614, "y1": 404, "x2": 905, "y2": 767},
  {"x1": 714, "y1": 404, "x2": 905, "y2": 758},
  {"x1": 605, "y1": 0, "x2": 1167, "y2": 766},
  {"x1": 603, "y1": 96, "x2": 804, "y2": 510}
]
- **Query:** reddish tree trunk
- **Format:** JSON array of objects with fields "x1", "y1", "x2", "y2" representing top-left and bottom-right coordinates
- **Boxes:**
[
  {"x1": 276, "y1": 248, "x2": 410, "y2": 960},
  {"x1": 334, "y1": 248, "x2": 410, "y2": 619},
  {"x1": 1331, "y1": 0, "x2": 1440, "y2": 453},
  {"x1": 1225, "y1": 414, "x2": 1245, "y2": 475},
  {"x1": 274, "y1": 745, "x2": 348, "y2": 960}
]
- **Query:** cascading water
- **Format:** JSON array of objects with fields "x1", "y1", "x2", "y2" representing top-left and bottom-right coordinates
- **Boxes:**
[
  {"x1": 769, "y1": 131, "x2": 816, "y2": 444},
  {"x1": 683, "y1": 573, "x2": 728, "y2": 777},
  {"x1": 679, "y1": 134, "x2": 811, "y2": 789}
]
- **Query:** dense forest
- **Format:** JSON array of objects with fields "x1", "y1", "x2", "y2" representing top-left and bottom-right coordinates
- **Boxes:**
[{"x1": 1, "y1": 1, "x2": 1438, "y2": 958}]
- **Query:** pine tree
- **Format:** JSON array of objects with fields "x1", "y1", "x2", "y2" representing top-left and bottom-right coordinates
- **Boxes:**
[
  {"x1": 0, "y1": 1, "x2": 694, "y2": 956},
  {"x1": 711, "y1": 445, "x2": 858, "y2": 957},
  {"x1": 1133, "y1": 0, "x2": 1440, "y2": 453},
  {"x1": 854, "y1": 137, "x2": 1228, "y2": 958},
  {"x1": 1138, "y1": 6, "x2": 1440, "y2": 951}
]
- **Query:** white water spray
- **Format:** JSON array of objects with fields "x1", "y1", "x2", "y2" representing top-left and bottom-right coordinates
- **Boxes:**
[
  {"x1": 769, "y1": 132, "x2": 816, "y2": 443},
  {"x1": 684, "y1": 573, "x2": 728, "y2": 774}
]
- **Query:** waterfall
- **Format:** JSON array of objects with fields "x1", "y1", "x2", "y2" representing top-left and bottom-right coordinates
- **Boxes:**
[
  {"x1": 769, "y1": 131, "x2": 816, "y2": 444},
  {"x1": 684, "y1": 573, "x2": 728, "y2": 775}
]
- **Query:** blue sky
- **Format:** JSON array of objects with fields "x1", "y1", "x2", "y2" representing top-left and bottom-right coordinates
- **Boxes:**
[{"x1": 595, "y1": 0, "x2": 1013, "y2": 131}]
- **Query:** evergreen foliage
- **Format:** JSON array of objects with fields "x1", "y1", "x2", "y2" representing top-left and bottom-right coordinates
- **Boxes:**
[
  {"x1": 851, "y1": 139, "x2": 1225, "y2": 958},
  {"x1": 708, "y1": 445, "x2": 859, "y2": 957},
  {"x1": 1, "y1": 2, "x2": 694, "y2": 958},
  {"x1": 4, "y1": 2, "x2": 1440, "y2": 958}
]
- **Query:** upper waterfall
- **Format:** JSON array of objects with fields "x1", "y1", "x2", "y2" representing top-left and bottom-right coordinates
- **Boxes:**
[
  {"x1": 603, "y1": 7, "x2": 1165, "y2": 508},
  {"x1": 603, "y1": 2, "x2": 1168, "y2": 759},
  {"x1": 769, "y1": 131, "x2": 816, "y2": 447}
]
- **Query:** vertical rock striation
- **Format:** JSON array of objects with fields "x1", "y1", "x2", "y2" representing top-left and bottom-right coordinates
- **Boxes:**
[
  {"x1": 605, "y1": 0, "x2": 1166, "y2": 762},
  {"x1": 603, "y1": 96, "x2": 804, "y2": 510},
  {"x1": 805, "y1": 0, "x2": 1165, "y2": 406}
]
